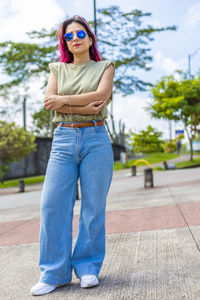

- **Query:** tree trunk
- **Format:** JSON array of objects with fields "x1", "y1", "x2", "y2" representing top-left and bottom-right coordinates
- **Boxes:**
[
  {"x1": 189, "y1": 138, "x2": 193, "y2": 161},
  {"x1": 183, "y1": 121, "x2": 193, "y2": 161}
]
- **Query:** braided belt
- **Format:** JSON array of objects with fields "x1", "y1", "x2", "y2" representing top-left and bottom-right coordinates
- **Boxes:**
[{"x1": 57, "y1": 120, "x2": 104, "y2": 128}]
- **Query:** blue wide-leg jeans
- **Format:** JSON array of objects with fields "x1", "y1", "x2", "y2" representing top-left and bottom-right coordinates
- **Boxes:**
[{"x1": 38, "y1": 120, "x2": 114, "y2": 285}]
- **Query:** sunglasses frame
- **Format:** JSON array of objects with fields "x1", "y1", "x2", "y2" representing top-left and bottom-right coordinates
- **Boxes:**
[{"x1": 64, "y1": 30, "x2": 87, "y2": 42}]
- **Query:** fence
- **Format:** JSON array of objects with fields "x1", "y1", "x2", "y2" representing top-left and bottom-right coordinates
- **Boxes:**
[{"x1": 3, "y1": 137, "x2": 126, "y2": 180}]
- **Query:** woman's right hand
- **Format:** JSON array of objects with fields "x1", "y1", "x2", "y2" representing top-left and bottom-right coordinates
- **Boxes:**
[{"x1": 82, "y1": 100, "x2": 106, "y2": 114}]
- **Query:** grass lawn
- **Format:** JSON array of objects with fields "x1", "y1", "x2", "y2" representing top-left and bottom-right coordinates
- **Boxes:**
[
  {"x1": 176, "y1": 156, "x2": 200, "y2": 168},
  {"x1": 2, "y1": 152, "x2": 198, "y2": 189},
  {"x1": 0, "y1": 175, "x2": 45, "y2": 189},
  {"x1": 113, "y1": 152, "x2": 179, "y2": 171}
]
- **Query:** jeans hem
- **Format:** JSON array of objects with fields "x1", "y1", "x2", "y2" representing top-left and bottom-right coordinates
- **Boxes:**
[
  {"x1": 73, "y1": 266, "x2": 100, "y2": 279},
  {"x1": 39, "y1": 274, "x2": 72, "y2": 286}
]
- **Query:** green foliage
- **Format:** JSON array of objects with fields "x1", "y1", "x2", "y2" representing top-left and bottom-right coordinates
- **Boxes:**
[
  {"x1": 0, "y1": 30, "x2": 58, "y2": 93},
  {"x1": 0, "y1": 164, "x2": 9, "y2": 182},
  {"x1": 0, "y1": 6, "x2": 176, "y2": 100},
  {"x1": 194, "y1": 133, "x2": 200, "y2": 141},
  {"x1": 149, "y1": 75, "x2": 200, "y2": 126},
  {"x1": 96, "y1": 6, "x2": 176, "y2": 95},
  {"x1": 164, "y1": 141, "x2": 177, "y2": 153},
  {"x1": 176, "y1": 134, "x2": 184, "y2": 140},
  {"x1": 128, "y1": 125, "x2": 164, "y2": 153},
  {"x1": 0, "y1": 6, "x2": 176, "y2": 134},
  {"x1": 32, "y1": 107, "x2": 56, "y2": 136},
  {"x1": 113, "y1": 152, "x2": 178, "y2": 170},
  {"x1": 0, "y1": 121, "x2": 36, "y2": 162},
  {"x1": 0, "y1": 175, "x2": 45, "y2": 189},
  {"x1": 176, "y1": 157, "x2": 200, "y2": 168},
  {"x1": 0, "y1": 121, "x2": 37, "y2": 181},
  {"x1": 148, "y1": 75, "x2": 200, "y2": 160}
]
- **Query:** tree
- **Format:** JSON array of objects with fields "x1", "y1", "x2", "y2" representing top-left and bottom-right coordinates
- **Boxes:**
[
  {"x1": 96, "y1": 6, "x2": 176, "y2": 95},
  {"x1": 147, "y1": 75, "x2": 200, "y2": 160},
  {"x1": 32, "y1": 107, "x2": 56, "y2": 136},
  {"x1": 128, "y1": 125, "x2": 164, "y2": 153},
  {"x1": 0, "y1": 29, "x2": 58, "y2": 127},
  {"x1": 0, "y1": 6, "x2": 176, "y2": 136},
  {"x1": 0, "y1": 121, "x2": 36, "y2": 181}
]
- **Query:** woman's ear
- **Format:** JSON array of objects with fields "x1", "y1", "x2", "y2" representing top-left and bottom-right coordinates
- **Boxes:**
[{"x1": 89, "y1": 37, "x2": 92, "y2": 46}]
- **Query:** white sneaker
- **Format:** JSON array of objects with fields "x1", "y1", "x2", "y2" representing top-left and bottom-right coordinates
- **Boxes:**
[
  {"x1": 30, "y1": 282, "x2": 57, "y2": 296},
  {"x1": 80, "y1": 275, "x2": 99, "y2": 288}
]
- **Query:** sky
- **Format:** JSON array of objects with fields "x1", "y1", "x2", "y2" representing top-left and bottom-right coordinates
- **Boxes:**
[{"x1": 1, "y1": 0, "x2": 200, "y2": 142}]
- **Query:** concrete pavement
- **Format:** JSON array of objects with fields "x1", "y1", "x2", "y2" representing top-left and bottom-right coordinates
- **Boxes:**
[{"x1": 0, "y1": 166, "x2": 200, "y2": 299}]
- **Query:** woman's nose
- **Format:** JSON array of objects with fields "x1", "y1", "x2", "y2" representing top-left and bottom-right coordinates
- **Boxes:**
[{"x1": 73, "y1": 33, "x2": 79, "y2": 41}]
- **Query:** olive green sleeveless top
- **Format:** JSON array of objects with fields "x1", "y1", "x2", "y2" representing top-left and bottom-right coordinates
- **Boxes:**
[{"x1": 48, "y1": 60, "x2": 115, "y2": 123}]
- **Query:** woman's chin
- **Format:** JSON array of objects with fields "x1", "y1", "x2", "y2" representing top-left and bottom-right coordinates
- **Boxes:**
[{"x1": 71, "y1": 46, "x2": 90, "y2": 55}]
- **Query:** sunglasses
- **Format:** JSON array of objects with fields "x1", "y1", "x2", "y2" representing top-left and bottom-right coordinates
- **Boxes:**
[{"x1": 64, "y1": 30, "x2": 86, "y2": 42}]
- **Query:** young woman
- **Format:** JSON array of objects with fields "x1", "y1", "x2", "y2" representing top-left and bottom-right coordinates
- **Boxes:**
[{"x1": 31, "y1": 15, "x2": 115, "y2": 296}]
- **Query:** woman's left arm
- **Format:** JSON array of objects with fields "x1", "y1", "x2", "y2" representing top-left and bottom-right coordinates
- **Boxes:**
[{"x1": 44, "y1": 64, "x2": 114, "y2": 110}]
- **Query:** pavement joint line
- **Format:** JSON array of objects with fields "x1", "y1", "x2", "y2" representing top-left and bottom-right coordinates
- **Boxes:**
[
  {"x1": 2, "y1": 201, "x2": 200, "y2": 247},
  {"x1": 168, "y1": 187, "x2": 200, "y2": 253},
  {"x1": 0, "y1": 219, "x2": 32, "y2": 237}
]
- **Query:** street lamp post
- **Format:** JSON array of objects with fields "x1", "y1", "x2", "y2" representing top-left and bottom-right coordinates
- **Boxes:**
[
  {"x1": 23, "y1": 97, "x2": 26, "y2": 131},
  {"x1": 93, "y1": 0, "x2": 97, "y2": 36},
  {"x1": 93, "y1": 0, "x2": 114, "y2": 137},
  {"x1": 188, "y1": 48, "x2": 200, "y2": 78},
  {"x1": 188, "y1": 54, "x2": 191, "y2": 78}
]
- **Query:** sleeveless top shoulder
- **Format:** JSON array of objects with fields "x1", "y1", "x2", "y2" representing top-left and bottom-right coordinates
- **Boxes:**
[{"x1": 48, "y1": 60, "x2": 115, "y2": 123}]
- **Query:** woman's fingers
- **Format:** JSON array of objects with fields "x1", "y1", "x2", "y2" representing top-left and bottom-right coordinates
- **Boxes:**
[
  {"x1": 44, "y1": 95, "x2": 53, "y2": 102},
  {"x1": 44, "y1": 101, "x2": 52, "y2": 110},
  {"x1": 98, "y1": 102, "x2": 104, "y2": 107},
  {"x1": 92, "y1": 100, "x2": 105, "y2": 106},
  {"x1": 98, "y1": 101, "x2": 106, "y2": 107},
  {"x1": 44, "y1": 100, "x2": 52, "y2": 108}
]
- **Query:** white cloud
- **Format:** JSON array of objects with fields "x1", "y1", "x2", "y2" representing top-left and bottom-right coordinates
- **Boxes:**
[
  {"x1": 109, "y1": 94, "x2": 187, "y2": 142},
  {"x1": 154, "y1": 51, "x2": 187, "y2": 75},
  {"x1": 0, "y1": 0, "x2": 64, "y2": 42},
  {"x1": 185, "y1": 2, "x2": 200, "y2": 29},
  {"x1": 110, "y1": 94, "x2": 170, "y2": 139},
  {"x1": 0, "y1": 0, "x2": 189, "y2": 143}
]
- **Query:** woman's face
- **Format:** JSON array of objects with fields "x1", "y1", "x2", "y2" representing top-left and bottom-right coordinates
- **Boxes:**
[{"x1": 65, "y1": 22, "x2": 92, "y2": 57}]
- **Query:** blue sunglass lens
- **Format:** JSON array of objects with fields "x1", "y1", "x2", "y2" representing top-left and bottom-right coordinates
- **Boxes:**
[
  {"x1": 64, "y1": 33, "x2": 73, "y2": 41},
  {"x1": 64, "y1": 31, "x2": 86, "y2": 41},
  {"x1": 77, "y1": 31, "x2": 86, "y2": 39}
]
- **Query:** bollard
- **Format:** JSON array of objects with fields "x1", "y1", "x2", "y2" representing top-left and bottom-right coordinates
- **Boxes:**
[
  {"x1": 144, "y1": 167, "x2": 154, "y2": 188},
  {"x1": 132, "y1": 165, "x2": 136, "y2": 176},
  {"x1": 18, "y1": 179, "x2": 25, "y2": 192},
  {"x1": 163, "y1": 161, "x2": 168, "y2": 170}
]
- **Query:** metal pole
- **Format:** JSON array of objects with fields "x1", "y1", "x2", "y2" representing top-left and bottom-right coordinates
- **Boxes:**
[
  {"x1": 188, "y1": 48, "x2": 200, "y2": 79},
  {"x1": 93, "y1": 0, "x2": 97, "y2": 36},
  {"x1": 188, "y1": 54, "x2": 191, "y2": 78},
  {"x1": 23, "y1": 97, "x2": 26, "y2": 130}
]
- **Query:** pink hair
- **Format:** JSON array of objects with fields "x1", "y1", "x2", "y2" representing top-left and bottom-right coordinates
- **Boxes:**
[{"x1": 57, "y1": 15, "x2": 102, "y2": 63}]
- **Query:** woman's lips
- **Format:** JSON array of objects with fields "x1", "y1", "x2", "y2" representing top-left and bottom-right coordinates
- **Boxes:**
[{"x1": 73, "y1": 44, "x2": 81, "y2": 47}]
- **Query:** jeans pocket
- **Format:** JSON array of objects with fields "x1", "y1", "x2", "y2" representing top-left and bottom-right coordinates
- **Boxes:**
[
  {"x1": 96, "y1": 125, "x2": 107, "y2": 134},
  {"x1": 53, "y1": 127, "x2": 63, "y2": 136}
]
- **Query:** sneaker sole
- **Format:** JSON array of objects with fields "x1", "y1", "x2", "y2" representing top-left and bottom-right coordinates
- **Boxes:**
[
  {"x1": 31, "y1": 286, "x2": 56, "y2": 296},
  {"x1": 81, "y1": 282, "x2": 99, "y2": 288},
  {"x1": 31, "y1": 281, "x2": 71, "y2": 296}
]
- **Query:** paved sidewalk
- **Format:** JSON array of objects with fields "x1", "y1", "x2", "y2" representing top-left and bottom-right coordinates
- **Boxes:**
[{"x1": 0, "y1": 166, "x2": 200, "y2": 299}]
